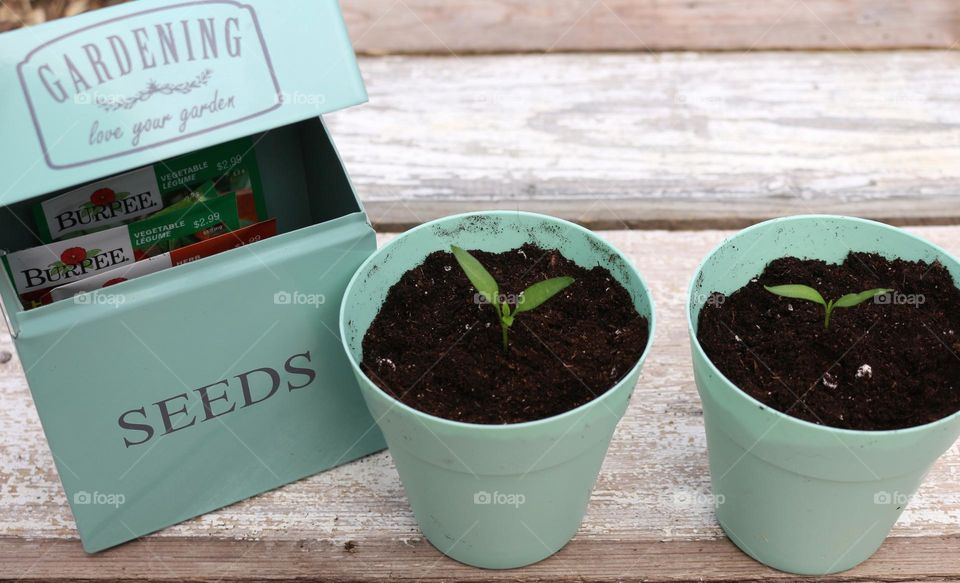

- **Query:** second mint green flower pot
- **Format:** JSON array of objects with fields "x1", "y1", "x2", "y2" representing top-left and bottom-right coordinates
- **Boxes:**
[
  {"x1": 340, "y1": 211, "x2": 655, "y2": 569},
  {"x1": 687, "y1": 215, "x2": 960, "y2": 575}
]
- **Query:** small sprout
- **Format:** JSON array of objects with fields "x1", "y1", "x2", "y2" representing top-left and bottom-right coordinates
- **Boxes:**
[
  {"x1": 451, "y1": 245, "x2": 574, "y2": 351},
  {"x1": 764, "y1": 284, "x2": 893, "y2": 329}
]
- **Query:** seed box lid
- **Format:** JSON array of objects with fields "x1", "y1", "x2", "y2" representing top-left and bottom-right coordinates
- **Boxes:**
[{"x1": 0, "y1": 0, "x2": 366, "y2": 208}]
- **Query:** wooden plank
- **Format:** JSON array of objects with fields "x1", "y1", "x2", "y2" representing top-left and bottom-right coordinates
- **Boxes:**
[
  {"x1": 2, "y1": 536, "x2": 960, "y2": 582},
  {"x1": 325, "y1": 52, "x2": 960, "y2": 231},
  {"x1": 342, "y1": 0, "x2": 960, "y2": 54},
  {"x1": 1, "y1": 227, "x2": 959, "y2": 581},
  {"x1": 7, "y1": 1, "x2": 960, "y2": 52}
]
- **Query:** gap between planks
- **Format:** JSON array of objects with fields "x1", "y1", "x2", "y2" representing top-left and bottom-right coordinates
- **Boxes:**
[{"x1": 363, "y1": 200, "x2": 960, "y2": 232}]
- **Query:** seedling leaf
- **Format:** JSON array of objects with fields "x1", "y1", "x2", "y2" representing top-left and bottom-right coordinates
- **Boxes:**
[
  {"x1": 451, "y1": 246, "x2": 499, "y2": 307},
  {"x1": 516, "y1": 276, "x2": 575, "y2": 313},
  {"x1": 765, "y1": 283, "x2": 895, "y2": 329},
  {"x1": 764, "y1": 284, "x2": 826, "y2": 307},
  {"x1": 833, "y1": 288, "x2": 893, "y2": 308},
  {"x1": 449, "y1": 247, "x2": 574, "y2": 352}
]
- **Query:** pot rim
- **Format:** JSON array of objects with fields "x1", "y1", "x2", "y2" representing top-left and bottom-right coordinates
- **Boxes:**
[
  {"x1": 686, "y1": 213, "x2": 960, "y2": 436},
  {"x1": 339, "y1": 210, "x2": 657, "y2": 432}
]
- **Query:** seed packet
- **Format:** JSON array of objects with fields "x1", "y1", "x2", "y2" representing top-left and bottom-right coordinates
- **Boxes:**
[
  {"x1": 167, "y1": 218, "x2": 276, "y2": 265},
  {"x1": 153, "y1": 137, "x2": 266, "y2": 227},
  {"x1": 5, "y1": 228, "x2": 138, "y2": 308},
  {"x1": 34, "y1": 165, "x2": 164, "y2": 242},
  {"x1": 130, "y1": 192, "x2": 240, "y2": 259},
  {"x1": 35, "y1": 137, "x2": 266, "y2": 242},
  {"x1": 48, "y1": 219, "x2": 278, "y2": 303},
  {"x1": 6, "y1": 193, "x2": 240, "y2": 308},
  {"x1": 148, "y1": 180, "x2": 219, "y2": 219}
]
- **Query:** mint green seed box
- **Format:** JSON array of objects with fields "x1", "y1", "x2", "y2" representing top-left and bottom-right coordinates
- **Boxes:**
[{"x1": 0, "y1": 0, "x2": 385, "y2": 552}]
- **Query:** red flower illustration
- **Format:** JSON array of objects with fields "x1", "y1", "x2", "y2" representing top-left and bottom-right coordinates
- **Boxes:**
[
  {"x1": 90, "y1": 188, "x2": 116, "y2": 206},
  {"x1": 103, "y1": 278, "x2": 127, "y2": 287},
  {"x1": 60, "y1": 247, "x2": 87, "y2": 266}
]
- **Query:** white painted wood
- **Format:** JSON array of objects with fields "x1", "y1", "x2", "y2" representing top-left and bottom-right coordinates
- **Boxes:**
[{"x1": 324, "y1": 52, "x2": 960, "y2": 229}]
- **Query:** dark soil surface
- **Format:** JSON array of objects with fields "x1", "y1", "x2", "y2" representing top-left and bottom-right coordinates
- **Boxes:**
[
  {"x1": 361, "y1": 243, "x2": 649, "y2": 424},
  {"x1": 697, "y1": 253, "x2": 960, "y2": 431}
]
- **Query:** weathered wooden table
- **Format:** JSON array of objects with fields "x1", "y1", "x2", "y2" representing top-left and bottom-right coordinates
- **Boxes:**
[
  {"x1": 2, "y1": 228, "x2": 958, "y2": 582},
  {"x1": 331, "y1": 52, "x2": 960, "y2": 231}
]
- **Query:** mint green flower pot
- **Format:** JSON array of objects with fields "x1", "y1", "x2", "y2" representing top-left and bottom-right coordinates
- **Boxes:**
[
  {"x1": 340, "y1": 211, "x2": 655, "y2": 569},
  {"x1": 687, "y1": 215, "x2": 960, "y2": 575}
]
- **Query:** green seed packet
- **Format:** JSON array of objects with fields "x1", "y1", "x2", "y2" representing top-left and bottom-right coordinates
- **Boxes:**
[
  {"x1": 34, "y1": 138, "x2": 265, "y2": 242},
  {"x1": 149, "y1": 181, "x2": 219, "y2": 219},
  {"x1": 130, "y1": 192, "x2": 241, "y2": 258}
]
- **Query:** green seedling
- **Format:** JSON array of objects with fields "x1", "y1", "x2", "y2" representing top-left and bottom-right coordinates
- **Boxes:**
[
  {"x1": 764, "y1": 284, "x2": 893, "y2": 329},
  {"x1": 451, "y1": 245, "x2": 574, "y2": 351}
]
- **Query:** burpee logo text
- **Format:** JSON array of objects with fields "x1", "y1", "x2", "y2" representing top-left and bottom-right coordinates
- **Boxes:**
[
  {"x1": 22, "y1": 246, "x2": 129, "y2": 290},
  {"x1": 55, "y1": 188, "x2": 159, "y2": 234}
]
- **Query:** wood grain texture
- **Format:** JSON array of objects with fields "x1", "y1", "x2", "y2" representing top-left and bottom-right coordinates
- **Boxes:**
[
  {"x1": 3, "y1": 536, "x2": 960, "y2": 582},
  {"x1": 342, "y1": 0, "x2": 960, "y2": 53},
  {"x1": 1, "y1": 227, "x2": 959, "y2": 581},
  {"x1": 325, "y1": 52, "x2": 960, "y2": 230},
  {"x1": 5, "y1": 1, "x2": 960, "y2": 53}
]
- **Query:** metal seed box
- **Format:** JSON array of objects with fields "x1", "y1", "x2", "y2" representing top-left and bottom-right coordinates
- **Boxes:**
[{"x1": 0, "y1": 0, "x2": 385, "y2": 552}]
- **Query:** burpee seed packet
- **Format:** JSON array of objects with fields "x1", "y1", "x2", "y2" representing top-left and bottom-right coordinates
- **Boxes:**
[
  {"x1": 48, "y1": 219, "x2": 278, "y2": 302},
  {"x1": 35, "y1": 165, "x2": 164, "y2": 242},
  {"x1": 5, "y1": 227, "x2": 137, "y2": 307},
  {"x1": 7, "y1": 193, "x2": 240, "y2": 308},
  {"x1": 34, "y1": 137, "x2": 265, "y2": 242}
]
